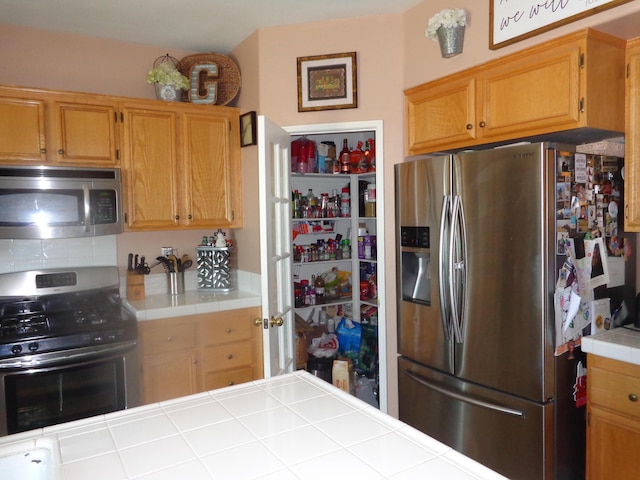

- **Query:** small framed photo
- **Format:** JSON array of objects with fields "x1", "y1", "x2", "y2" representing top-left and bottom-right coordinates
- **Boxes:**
[
  {"x1": 297, "y1": 52, "x2": 357, "y2": 112},
  {"x1": 240, "y1": 111, "x2": 257, "y2": 147}
]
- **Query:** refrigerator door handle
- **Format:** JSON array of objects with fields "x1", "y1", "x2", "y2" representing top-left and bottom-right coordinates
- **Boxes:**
[
  {"x1": 439, "y1": 195, "x2": 452, "y2": 339},
  {"x1": 449, "y1": 195, "x2": 466, "y2": 343},
  {"x1": 404, "y1": 369, "x2": 524, "y2": 418}
]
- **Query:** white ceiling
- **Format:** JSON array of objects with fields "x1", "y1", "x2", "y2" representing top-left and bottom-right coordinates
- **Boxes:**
[{"x1": 0, "y1": 0, "x2": 424, "y2": 53}]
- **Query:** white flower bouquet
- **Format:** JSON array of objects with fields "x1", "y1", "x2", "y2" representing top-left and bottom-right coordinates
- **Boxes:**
[
  {"x1": 146, "y1": 63, "x2": 190, "y2": 90},
  {"x1": 425, "y1": 8, "x2": 468, "y2": 41}
]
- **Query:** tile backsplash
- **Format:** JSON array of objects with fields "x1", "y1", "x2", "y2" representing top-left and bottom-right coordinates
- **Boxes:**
[{"x1": 0, "y1": 235, "x2": 117, "y2": 273}]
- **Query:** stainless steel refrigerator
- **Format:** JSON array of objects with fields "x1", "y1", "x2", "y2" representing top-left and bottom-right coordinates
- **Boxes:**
[{"x1": 395, "y1": 142, "x2": 630, "y2": 480}]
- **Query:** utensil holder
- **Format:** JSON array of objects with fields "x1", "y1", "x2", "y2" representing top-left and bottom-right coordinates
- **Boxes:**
[
  {"x1": 197, "y1": 246, "x2": 234, "y2": 292},
  {"x1": 167, "y1": 271, "x2": 185, "y2": 295}
]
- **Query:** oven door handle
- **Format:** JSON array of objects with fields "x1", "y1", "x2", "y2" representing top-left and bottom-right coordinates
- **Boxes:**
[{"x1": 0, "y1": 341, "x2": 137, "y2": 369}]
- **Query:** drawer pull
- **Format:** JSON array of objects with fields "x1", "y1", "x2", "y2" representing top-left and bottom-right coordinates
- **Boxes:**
[
  {"x1": 227, "y1": 354, "x2": 233, "y2": 360},
  {"x1": 167, "y1": 336, "x2": 173, "y2": 341},
  {"x1": 226, "y1": 328, "x2": 232, "y2": 333},
  {"x1": 629, "y1": 393, "x2": 638, "y2": 402}
]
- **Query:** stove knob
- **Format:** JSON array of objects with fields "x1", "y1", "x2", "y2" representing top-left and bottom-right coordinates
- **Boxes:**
[
  {"x1": 28, "y1": 342, "x2": 39, "y2": 352},
  {"x1": 11, "y1": 345, "x2": 22, "y2": 355}
]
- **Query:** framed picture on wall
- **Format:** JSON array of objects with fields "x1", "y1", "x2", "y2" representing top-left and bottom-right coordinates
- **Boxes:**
[
  {"x1": 240, "y1": 111, "x2": 257, "y2": 147},
  {"x1": 490, "y1": 0, "x2": 632, "y2": 49},
  {"x1": 297, "y1": 52, "x2": 358, "y2": 112}
]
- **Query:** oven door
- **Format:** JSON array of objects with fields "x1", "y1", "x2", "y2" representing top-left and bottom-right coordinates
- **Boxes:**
[{"x1": 0, "y1": 342, "x2": 139, "y2": 436}]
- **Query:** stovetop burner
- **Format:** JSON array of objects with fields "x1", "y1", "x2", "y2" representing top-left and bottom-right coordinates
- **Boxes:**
[{"x1": 0, "y1": 267, "x2": 136, "y2": 360}]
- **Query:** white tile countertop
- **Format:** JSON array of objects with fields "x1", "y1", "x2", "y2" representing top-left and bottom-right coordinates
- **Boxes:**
[
  {"x1": 0, "y1": 371, "x2": 508, "y2": 480},
  {"x1": 124, "y1": 289, "x2": 261, "y2": 321},
  {"x1": 582, "y1": 326, "x2": 640, "y2": 365}
]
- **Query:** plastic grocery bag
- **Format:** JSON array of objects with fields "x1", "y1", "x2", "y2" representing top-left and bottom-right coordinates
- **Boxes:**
[{"x1": 336, "y1": 317, "x2": 361, "y2": 364}]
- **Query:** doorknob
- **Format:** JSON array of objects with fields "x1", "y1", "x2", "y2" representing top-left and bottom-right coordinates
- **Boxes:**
[
  {"x1": 269, "y1": 316, "x2": 284, "y2": 327},
  {"x1": 254, "y1": 318, "x2": 262, "y2": 327}
]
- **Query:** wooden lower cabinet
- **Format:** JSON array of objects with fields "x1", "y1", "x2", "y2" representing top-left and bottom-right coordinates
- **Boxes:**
[
  {"x1": 138, "y1": 307, "x2": 262, "y2": 404},
  {"x1": 586, "y1": 355, "x2": 640, "y2": 479}
]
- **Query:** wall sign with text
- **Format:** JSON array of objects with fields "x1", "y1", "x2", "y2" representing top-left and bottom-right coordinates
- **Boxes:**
[{"x1": 490, "y1": 0, "x2": 632, "y2": 50}]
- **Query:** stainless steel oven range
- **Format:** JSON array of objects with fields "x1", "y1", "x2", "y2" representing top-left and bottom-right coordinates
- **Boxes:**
[{"x1": 0, "y1": 266, "x2": 139, "y2": 436}]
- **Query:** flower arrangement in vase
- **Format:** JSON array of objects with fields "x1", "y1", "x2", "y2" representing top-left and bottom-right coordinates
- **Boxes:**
[
  {"x1": 146, "y1": 56, "x2": 190, "y2": 101},
  {"x1": 425, "y1": 8, "x2": 468, "y2": 58}
]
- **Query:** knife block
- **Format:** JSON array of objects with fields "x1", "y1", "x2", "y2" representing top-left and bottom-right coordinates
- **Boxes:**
[{"x1": 126, "y1": 271, "x2": 145, "y2": 301}]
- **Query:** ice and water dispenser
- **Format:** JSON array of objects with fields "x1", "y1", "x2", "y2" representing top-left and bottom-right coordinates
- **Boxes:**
[{"x1": 400, "y1": 226, "x2": 431, "y2": 305}]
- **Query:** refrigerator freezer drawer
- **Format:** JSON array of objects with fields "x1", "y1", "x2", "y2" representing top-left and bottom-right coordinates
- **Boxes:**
[{"x1": 398, "y1": 357, "x2": 553, "y2": 480}]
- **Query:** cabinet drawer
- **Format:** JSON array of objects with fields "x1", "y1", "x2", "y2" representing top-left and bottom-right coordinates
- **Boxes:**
[
  {"x1": 204, "y1": 367, "x2": 254, "y2": 390},
  {"x1": 589, "y1": 365, "x2": 640, "y2": 417},
  {"x1": 202, "y1": 343, "x2": 254, "y2": 372},
  {"x1": 200, "y1": 311, "x2": 253, "y2": 345},
  {"x1": 140, "y1": 319, "x2": 196, "y2": 355}
]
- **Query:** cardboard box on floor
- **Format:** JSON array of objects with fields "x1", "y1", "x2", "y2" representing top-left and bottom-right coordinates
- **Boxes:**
[{"x1": 332, "y1": 358, "x2": 355, "y2": 395}]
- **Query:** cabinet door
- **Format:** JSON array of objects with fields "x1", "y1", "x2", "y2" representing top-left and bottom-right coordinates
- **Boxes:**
[
  {"x1": 405, "y1": 75, "x2": 476, "y2": 155},
  {"x1": 587, "y1": 406, "x2": 640, "y2": 480},
  {"x1": 0, "y1": 93, "x2": 46, "y2": 163},
  {"x1": 121, "y1": 105, "x2": 179, "y2": 230},
  {"x1": 480, "y1": 43, "x2": 581, "y2": 140},
  {"x1": 51, "y1": 97, "x2": 119, "y2": 166},
  {"x1": 182, "y1": 110, "x2": 242, "y2": 228},
  {"x1": 141, "y1": 350, "x2": 198, "y2": 404},
  {"x1": 624, "y1": 41, "x2": 640, "y2": 231}
]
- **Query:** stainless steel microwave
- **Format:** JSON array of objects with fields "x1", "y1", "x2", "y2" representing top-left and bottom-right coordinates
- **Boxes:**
[{"x1": 0, "y1": 166, "x2": 123, "y2": 239}]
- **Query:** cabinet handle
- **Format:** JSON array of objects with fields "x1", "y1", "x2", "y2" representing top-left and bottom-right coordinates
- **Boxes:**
[
  {"x1": 58, "y1": 149, "x2": 64, "y2": 155},
  {"x1": 40, "y1": 148, "x2": 46, "y2": 154},
  {"x1": 466, "y1": 124, "x2": 472, "y2": 130},
  {"x1": 167, "y1": 336, "x2": 173, "y2": 341},
  {"x1": 227, "y1": 354, "x2": 233, "y2": 360},
  {"x1": 226, "y1": 328, "x2": 232, "y2": 333},
  {"x1": 188, "y1": 214, "x2": 193, "y2": 220},
  {"x1": 629, "y1": 393, "x2": 638, "y2": 402},
  {"x1": 175, "y1": 215, "x2": 180, "y2": 220},
  {"x1": 479, "y1": 121, "x2": 486, "y2": 128},
  {"x1": 228, "y1": 381, "x2": 235, "y2": 386}
]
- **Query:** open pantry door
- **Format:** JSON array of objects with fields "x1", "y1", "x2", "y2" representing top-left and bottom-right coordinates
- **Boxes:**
[{"x1": 258, "y1": 115, "x2": 295, "y2": 377}]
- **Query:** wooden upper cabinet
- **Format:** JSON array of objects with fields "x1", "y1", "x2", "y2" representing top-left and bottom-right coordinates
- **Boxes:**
[
  {"x1": 405, "y1": 74, "x2": 477, "y2": 153},
  {"x1": 0, "y1": 86, "x2": 120, "y2": 166},
  {"x1": 405, "y1": 29, "x2": 625, "y2": 155},
  {"x1": 624, "y1": 38, "x2": 640, "y2": 232},
  {"x1": 121, "y1": 101, "x2": 242, "y2": 231},
  {"x1": 0, "y1": 91, "x2": 47, "y2": 163},
  {"x1": 182, "y1": 110, "x2": 241, "y2": 229},
  {"x1": 51, "y1": 96, "x2": 119, "y2": 166},
  {"x1": 121, "y1": 103, "x2": 179, "y2": 230}
]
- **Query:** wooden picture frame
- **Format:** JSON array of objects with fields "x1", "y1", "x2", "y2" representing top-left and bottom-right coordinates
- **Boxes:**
[
  {"x1": 297, "y1": 52, "x2": 357, "y2": 112},
  {"x1": 240, "y1": 111, "x2": 257, "y2": 147},
  {"x1": 490, "y1": 0, "x2": 632, "y2": 50}
]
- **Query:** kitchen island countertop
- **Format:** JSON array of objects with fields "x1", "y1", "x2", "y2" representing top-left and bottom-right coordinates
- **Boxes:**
[
  {"x1": 0, "y1": 371, "x2": 507, "y2": 480},
  {"x1": 582, "y1": 326, "x2": 640, "y2": 365}
]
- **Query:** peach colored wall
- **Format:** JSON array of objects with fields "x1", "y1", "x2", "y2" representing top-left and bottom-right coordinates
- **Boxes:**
[{"x1": 0, "y1": 23, "x2": 195, "y2": 98}]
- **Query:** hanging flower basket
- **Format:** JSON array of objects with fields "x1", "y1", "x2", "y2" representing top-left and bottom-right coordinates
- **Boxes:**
[
  {"x1": 436, "y1": 25, "x2": 465, "y2": 58},
  {"x1": 425, "y1": 8, "x2": 467, "y2": 59},
  {"x1": 146, "y1": 54, "x2": 189, "y2": 102}
]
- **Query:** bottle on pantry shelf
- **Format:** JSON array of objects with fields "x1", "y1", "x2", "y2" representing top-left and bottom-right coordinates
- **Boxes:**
[
  {"x1": 314, "y1": 273, "x2": 326, "y2": 304},
  {"x1": 340, "y1": 187, "x2": 350, "y2": 217},
  {"x1": 350, "y1": 141, "x2": 365, "y2": 173},
  {"x1": 341, "y1": 239, "x2": 351, "y2": 259},
  {"x1": 339, "y1": 139, "x2": 351, "y2": 174}
]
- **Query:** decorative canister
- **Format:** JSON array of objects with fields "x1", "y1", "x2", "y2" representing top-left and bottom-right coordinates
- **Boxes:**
[{"x1": 197, "y1": 246, "x2": 234, "y2": 292}]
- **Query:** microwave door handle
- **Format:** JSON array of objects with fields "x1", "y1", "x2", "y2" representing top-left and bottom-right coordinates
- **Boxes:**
[
  {"x1": 438, "y1": 195, "x2": 452, "y2": 339},
  {"x1": 83, "y1": 183, "x2": 91, "y2": 232}
]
